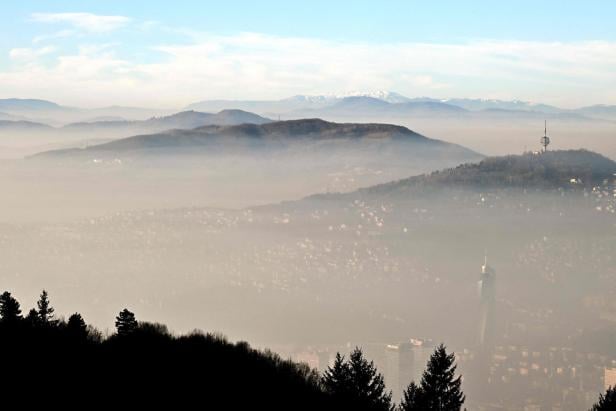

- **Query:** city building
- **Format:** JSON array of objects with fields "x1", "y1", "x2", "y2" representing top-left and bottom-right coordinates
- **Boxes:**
[
  {"x1": 605, "y1": 367, "x2": 616, "y2": 391},
  {"x1": 385, "y1": 338, "x2": 434, "y2": 401}
]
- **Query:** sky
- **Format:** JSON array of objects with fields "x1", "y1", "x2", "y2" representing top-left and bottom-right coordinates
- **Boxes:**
[{"x1": 1, "y1": 0, "x2": 615, "y2": 108}]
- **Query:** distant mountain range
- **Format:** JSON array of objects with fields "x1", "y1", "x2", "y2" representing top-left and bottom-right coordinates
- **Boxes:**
[
  {"x1": 61, "y1": 109, "x2": 271, "y2": 135},
  {"x1": 310, "y1": 149, "x2": 616, "y2": 201},
  {"x1": 186, "y1": 92, "x2": 616, "y2": 122},
  {"x1": 0, "y1": 120, "x2": 53, "y2": 131},
  {"x1": 185, "y1": 91, "x2": 413, "y2": 113},
  {"x1": 412, "y1": 97, "x2": 564, "y2": 114},
  {"x1": 575, "y1": 104, "x2": 616, "y2": 120},
  {"x1": 0, "y1": 98, "x2": 64, "y2": 112},
  {"x1": 302, "y1": 96, "x2": 468, "y2": 118},
  {"x1": 2, "y1": 94, "x2": 616, "y2": 125},
  {"x1": 0, "y1": 109, "x2": 271, "y2": 139},
  {"x1": 33, "y1": 118, "x2": 480, "y2": 161},
  {"x1": 0, "y1": 98, "x2": 172, "y2": 124}
]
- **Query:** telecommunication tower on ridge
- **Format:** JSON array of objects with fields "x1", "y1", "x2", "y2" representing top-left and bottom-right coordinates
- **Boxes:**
[{"x1": 540, "y1": 120, "x2": 550, "y2": 153}]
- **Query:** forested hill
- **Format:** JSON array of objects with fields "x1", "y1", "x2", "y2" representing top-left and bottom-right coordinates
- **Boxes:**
[
  {"x1": 315, "y1": 150, "x2": 616, "y2": 200},
  {"x1": 33, "y1": 118, "x2": 479, "y2": 157},
  {"x1": 0, "y1": 290, "x2": 330, "y2": 409},
  {"x1": 0, "y1": 289, "x2": 470, "y2": 410}
]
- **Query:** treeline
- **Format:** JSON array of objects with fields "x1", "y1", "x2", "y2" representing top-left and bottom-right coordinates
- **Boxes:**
[
  {"x1": 369, "y1": 149, "x2": 616, "y2": 195},
  {"x1": 0, "y1": 290, "x2": 613, "y2": 410},
  {"x1": 0, "y1": 290, "x2": 327, "y2": 409}
]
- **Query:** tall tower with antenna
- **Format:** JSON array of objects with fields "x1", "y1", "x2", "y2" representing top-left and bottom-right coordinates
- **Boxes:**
[
  {"x1": 478, "y1": 255, "x2": 496, "y2": 348},
  {"x1": 540, "y1": 120, "x2": 550, "y2": 153},
  {"x1": 475, "y1": 255, "x2": 497, "y2": 387}
]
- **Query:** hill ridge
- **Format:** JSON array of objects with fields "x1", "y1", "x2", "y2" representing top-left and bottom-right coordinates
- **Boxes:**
[
  {"x1": 34, "y1": 118, "x2": 479, "y2": 157},
  {"x1": 306, "y1": 149, "x2": 616, "y2": 201}
]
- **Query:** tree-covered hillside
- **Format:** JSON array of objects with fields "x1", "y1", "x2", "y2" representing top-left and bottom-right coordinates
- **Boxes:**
[
  {"x1": 357, "y1": 150, "x2": 616, "y2": 197},
  {"x1": 0, "y1": 290, "x2": 331, "y2": 409},
  {"x1": 1, "y1": 289, "x2": 611, "y2": 410}
]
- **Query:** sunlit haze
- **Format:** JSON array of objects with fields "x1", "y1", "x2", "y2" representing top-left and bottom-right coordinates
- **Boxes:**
[{"x1": 1, "y1": 2, "x2": 615, "y2": 409}]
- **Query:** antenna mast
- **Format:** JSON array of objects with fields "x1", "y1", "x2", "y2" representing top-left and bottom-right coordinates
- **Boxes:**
[{"x1": 540, "y1": 120, "x2": 550, "y2": 153}]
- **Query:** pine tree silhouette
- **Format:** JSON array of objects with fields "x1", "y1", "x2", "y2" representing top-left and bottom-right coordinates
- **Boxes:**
[
  {"x1": 323, "y1": 347, "x2": 393, "y2": 411},
  {"x1": 323, "y1": 352, "x2": 352, "y2": 398},
  {"x1": 36, "y1": 290, "x2": 55, "y2": 325},
  {"x1": 591, "y1": 386, "x2": 616, "y2": 411},
  {"x1": 398, "y1": 381, "x2": 424, "y2": 411},
  {"x1": 413, "y1": 344, "x2": 465, "y2": 411},
  {"x1": 26, "y1": 308, "x2": 41, "y2": 326},
  {"x1": 115, "y1": 308, "x2": 138, "y2": 336},
  {"x1": 0, "y1": 291, "x2": 22, "y2": 322},
  {"x1": 67, "y1": 313, "x2": 88, "y2": 337}
]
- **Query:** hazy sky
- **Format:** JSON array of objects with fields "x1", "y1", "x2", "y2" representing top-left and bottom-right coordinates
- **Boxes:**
[{"x1": 1, "y1": 0, "x2": 615, "y2": 108}]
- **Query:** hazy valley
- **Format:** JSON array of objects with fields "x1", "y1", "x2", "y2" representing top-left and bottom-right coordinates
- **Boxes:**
[{"x1": 1, "y1": 93, "x2": 615, "y2": 409}]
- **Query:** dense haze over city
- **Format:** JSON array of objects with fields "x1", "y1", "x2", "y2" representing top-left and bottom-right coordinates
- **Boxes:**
[{"x1": 1, "y1": 1, "x2": 615, "y2": 410}]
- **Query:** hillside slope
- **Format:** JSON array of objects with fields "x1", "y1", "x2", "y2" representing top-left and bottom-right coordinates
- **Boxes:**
[
  {"x1": 36, "y1": 118, "x2": 478, "y2": 157},
  {"x1": 308, "y1": 150, "x2": 616, "y2": 201}
]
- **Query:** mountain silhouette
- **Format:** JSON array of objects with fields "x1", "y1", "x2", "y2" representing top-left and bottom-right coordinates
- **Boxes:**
[{"x1": 34, "y1": 118, "x2": 480, "y2": 158}]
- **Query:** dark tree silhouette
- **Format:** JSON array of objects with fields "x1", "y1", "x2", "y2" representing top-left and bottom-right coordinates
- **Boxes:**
[
  {"x1": 26, "y1": 308, "x2": 41, "y2": 326},
  {"x1": 408, "y1": 344, "x2": 464, "y2": 411},
  {"x1": 137, "y1": 321, "x2": 171, "y2": 337},
  {"x1": 115, "y1": 308, "x2": 138, "y2": 336},
  {"x1": 398, "y1": 381, "x2": 425, "y2": 411},
  {"x1": 591, "y1": 386, "x2": 616, "y2": 411},
  {"x1": 0, "y1": 290, "x2": 337, "y2": 410},
  {"x1": 0, "y1": 291, "x2": 22, "y2": 322},
  {"x1": 36, "y1": 290, "x2": 55, "y2": 324},
  {"x1": 347, "y1": 348, "x2": 393, "y2": 411},
  {"x1": 67, "y1": 313, "x2": 88, "y2": 337},
  {"x1": 323, "y1": 347, "x2": 393, "y2": 411},
  {"x1": 323, "y1": 352, "x2": 352, "y2": 398}
]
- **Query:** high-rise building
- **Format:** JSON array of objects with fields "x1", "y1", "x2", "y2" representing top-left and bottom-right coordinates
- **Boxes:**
[
  {"x1": 478, "y1": 257, "x2": 496, "y2": 347},
  {"x1": 317, "y1": 350, "x2": 331, "y2": 372},
  {"x1": 385, "y1": 344, "x2": 401, "y2": 399},
  {"x1": 605, "y1": 367, "x2": 616, "y2": 391},
  {"x1": 385, "y1": 338, "x2": 434, "y2": 401}
]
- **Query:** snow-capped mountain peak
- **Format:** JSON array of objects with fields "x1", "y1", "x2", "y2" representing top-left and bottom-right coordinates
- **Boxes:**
[{"x1": 288, "y1": 91, "x2": 411, "y2": 104}]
